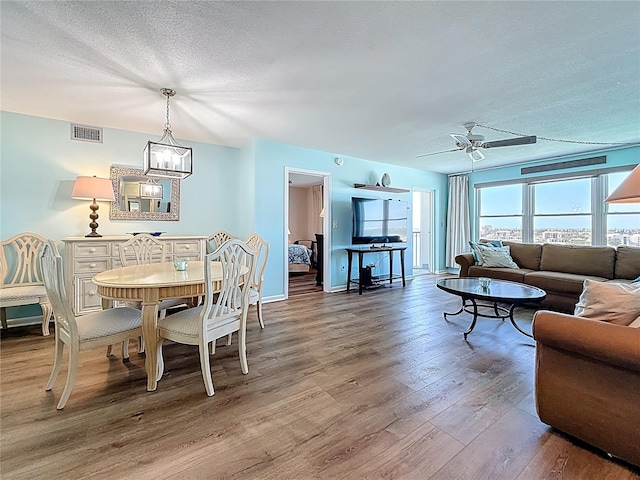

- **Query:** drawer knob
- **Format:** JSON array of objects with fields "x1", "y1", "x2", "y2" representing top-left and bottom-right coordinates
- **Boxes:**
[
  {"x1": 123, "y1": 247, "x2": 128, "y2": 252},
  {"x1": 185, "y1": 245, "x2": 190, "y2": 250},
  {"x1": 89, "y1": 248, "x2": 96, "y2": 253},
  {"x1": 89, "y1": 290, "x2": 96, "y2": 296},
  {"x1": 89, "y1": 263, "x2": 96, "y2": 268}
]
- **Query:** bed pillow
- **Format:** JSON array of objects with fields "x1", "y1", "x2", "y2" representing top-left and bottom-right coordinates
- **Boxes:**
[
  {"x1": 469, "y1": 240, "x2": 503, "y2": 265},
  {"x1": 477, "y1": 245, "x2": 519, "y2": 268},
  {"x1": 574, "y1": 279, "x2": 640, "y2": 326}
]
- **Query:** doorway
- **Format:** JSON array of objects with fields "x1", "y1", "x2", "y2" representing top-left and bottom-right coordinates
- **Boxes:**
[
  {"x1": 412, "y1": 190, "x2": 435, "y2": 275},
  {"x1": 285, "y1": 168, "x2": 331, "y2": 298}
]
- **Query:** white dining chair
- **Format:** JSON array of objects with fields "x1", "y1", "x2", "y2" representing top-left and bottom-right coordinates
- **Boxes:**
[
  {"x1": 0, "y1": 232, "x2": 53, "y2": 336},
  {"x1": 119, "y1": 234, "x2": 193, "y2": 320},
  {"x1": 156, "y1": 239, "x2": 257, "y2": 397},
  {"x1": 245, "y1": 233, "x2": 269, "y2": 328},
  {"x1": 39, "y1": 240, "x2": 142, "y2": 409},
  {"x1": 206, "y1": 230, "x2": 235, "y2": 253},
  {"x1": 107, "y1": 234, "x2": 192, "y2": 356}
]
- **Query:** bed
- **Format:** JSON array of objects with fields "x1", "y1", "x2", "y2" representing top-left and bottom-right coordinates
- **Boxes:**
[{"x1": 288, "y1": 244, "x2": 312, "y2": 273}]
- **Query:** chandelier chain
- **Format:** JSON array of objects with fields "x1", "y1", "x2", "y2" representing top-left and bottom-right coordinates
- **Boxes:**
[
  {"x1": 476, "y1": 123, "x2": 640, "y2": 146},
  {"x1": 165, "y1": 95, "x2": 171, "y2": 131}
]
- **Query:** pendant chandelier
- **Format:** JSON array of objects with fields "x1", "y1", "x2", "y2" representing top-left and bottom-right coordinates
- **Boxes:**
[
  {"x1": 143, "y1": 88, "x2": 193, "y2": 179},
  {"x1": 139, "y1": 178, "x2": 163, "y2": 199}
]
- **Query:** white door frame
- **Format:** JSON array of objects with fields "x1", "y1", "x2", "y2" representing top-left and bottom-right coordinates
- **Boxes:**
[
  {"x1": 284, "y1": 167, "x2": 332, "y2": 298},
  {"x1": 413, "y1": 188, "x2": 436, "y2": 273}
]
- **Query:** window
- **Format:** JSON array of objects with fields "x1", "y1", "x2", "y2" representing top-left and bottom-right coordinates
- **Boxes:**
[
  {"x1": 478, "y1": 184, "x2": 522, "y2": 241},
  {"x1": 533, "y1": 178, "x2": 592, "y2": 245},
  {"x1": 475, "y1": 167, "x2": 639, "y2": 246}
]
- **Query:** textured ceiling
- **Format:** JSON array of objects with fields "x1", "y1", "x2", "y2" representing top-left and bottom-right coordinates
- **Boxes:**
[{"x1": 2, "y1": 1, "x2": 639, "y2": 174}]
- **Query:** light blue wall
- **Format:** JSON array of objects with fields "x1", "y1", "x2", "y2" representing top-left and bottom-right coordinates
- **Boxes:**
[
  {"x1": 0, "y1": 111, "x2": 245, "y2": 240},
  {"x1": 253, "y1": 140, "x2": 449, "y2": 291},
  {"x1": 0, "y1": 111, "x2": 449, "y2": 320},
  {"x1": 466, "y1": 146, "x2": 640, "y2": 239}
]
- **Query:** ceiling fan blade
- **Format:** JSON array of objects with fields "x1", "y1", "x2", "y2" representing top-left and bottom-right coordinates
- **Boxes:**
[
  {"x1": 416, "y1": 147, "x2": 464, "y2": 158},
  {"x1": 450, "y1": 134, "x2": 472, "y2": 147},
  {"x1": 481, "y1": 136, "x2": 537, "y2": 148}
]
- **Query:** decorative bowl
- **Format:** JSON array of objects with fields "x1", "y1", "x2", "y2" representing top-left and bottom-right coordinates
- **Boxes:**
[{"x1": 128, "y1": 232, "x2": 165, "y2": 237}]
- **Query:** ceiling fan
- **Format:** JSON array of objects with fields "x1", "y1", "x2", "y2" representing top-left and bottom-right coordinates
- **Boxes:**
[{"x1": 417, "y1": 122, "x2": 537, "y2": 162}]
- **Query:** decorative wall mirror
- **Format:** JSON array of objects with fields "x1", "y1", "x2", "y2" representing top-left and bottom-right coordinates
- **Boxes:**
[{"x1": 109, "y1": 165, "x2": 180, "y2": 221}]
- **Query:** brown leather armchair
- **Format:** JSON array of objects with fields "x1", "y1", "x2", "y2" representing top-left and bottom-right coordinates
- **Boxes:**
[{"x1": 532, "y1": 310, "x2": 640, "y2": 467}]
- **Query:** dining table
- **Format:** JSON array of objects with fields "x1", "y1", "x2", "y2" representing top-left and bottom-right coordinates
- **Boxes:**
[{"x1": 92, "y1": 260, "x2": 242, "y2": 391}]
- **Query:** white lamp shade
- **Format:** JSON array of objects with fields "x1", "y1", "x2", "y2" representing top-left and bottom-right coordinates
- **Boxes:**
[
  {"x1": 605, "y1": 164, "x2": 640, "y2": 203},
  {"x1": 71, "y1": 176, "x2": 115, "y2": 201}
]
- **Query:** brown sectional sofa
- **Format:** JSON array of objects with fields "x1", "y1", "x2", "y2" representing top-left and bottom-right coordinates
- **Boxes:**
[
  {"x1": 455, "y1": 242, "x2": 640, "y2": 312},
  {"x1": 533, "y1": 310, "x2": 640, "y2": 467}
]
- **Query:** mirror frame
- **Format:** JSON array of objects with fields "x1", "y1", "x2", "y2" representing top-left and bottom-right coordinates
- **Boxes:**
[{"x1": 109, "y1": 165, "x2": 180, "y2": 221}]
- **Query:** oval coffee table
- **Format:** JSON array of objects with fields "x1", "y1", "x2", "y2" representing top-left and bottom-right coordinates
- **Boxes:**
[{"x1": 436, "y1": 277, "x2": 546, "y2": 338}]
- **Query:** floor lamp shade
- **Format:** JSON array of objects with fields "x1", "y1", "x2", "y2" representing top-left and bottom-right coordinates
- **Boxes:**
[
  {"x1": 605, "y1": 164, "x2": 640, "y2": 203},
  {"x1": 71, "y1": 176, "x2": 115, "y2": 237}
]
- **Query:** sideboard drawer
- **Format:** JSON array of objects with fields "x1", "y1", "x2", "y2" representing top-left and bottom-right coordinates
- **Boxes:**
[
  {"x1": 174, "y1": 241, "x2": 201, "y2": 255},
  {"x1": 76, "y1": 277, "x2": 103, "y2": 313},
  {"x1": 74, "y1": 243, "x2": 110, "y2": 258},
  {"x1": 74, "y1": 259, "x2": 110, "y2": 274}
]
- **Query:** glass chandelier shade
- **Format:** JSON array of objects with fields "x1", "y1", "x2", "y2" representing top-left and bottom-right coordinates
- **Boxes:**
[
  {"x1": 143, "y1": 88, "x2": 193, "y2": 179},
  {"x1": 139, "y1": 178, "x2": 163, "y2": 199}
]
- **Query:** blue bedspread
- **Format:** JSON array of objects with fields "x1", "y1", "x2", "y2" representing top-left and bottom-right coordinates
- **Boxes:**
[{"x1": 288, "y1": 244, "x2": 311, "y2": 265}]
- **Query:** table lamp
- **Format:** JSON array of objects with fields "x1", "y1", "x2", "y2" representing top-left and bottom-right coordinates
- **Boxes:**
[
  {"x1": 605, "y1": 164, "x2": 640, "y2": 203},
  {"x1": 71, "y1": 175, "x2": 115, "y2": 237}
]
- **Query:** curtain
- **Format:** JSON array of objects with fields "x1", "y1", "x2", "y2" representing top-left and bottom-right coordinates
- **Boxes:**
[
  {"x1": 446, "y1": 175, "x2": 470, "y2": 268},
  {"x1": 311, "y1": 185, "x2": 323, "y2": 233}
]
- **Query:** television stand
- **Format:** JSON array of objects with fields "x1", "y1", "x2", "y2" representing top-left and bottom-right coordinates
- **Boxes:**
[{"x1": 345, "y1": 246, "x2": 407, "y2": 295}]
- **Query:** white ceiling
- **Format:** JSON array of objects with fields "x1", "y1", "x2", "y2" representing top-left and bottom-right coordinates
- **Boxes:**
[{"x1": 2, "y1": 1, "x2": 639, "y2": 174}]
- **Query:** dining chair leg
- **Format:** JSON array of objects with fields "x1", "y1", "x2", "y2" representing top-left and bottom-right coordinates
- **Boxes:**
[
  {"x1": 40, "y1": 300, "x2": 53, "y2": 336},
  {"x1": 238, "y1": 323, "x2": 248, "y2": 375},
  {"x1": 46, "y1": 336, "x2": 64, "y2": 391},
  {"x1": 226, "y1": 333, "x2": 232, "y2": 346},
  {"x1": 198, "y1": 343, "x2": 215, "y2": 397},
  {"x1": 137, "y1": 336, "x2": 145, "y2": 354},
  {"x1": 121, "y1": 340, "x2": 130, "y2": 362},
  {"x1": 209, "y1": 341, "x2": 216, "y2": 355},
  {"x1": 106, "y1": 344, "x2": 114, "y2": 357},
  {"x1": 58, "y1": 343, "x2": 79, "y2": 410},
  {"x1": 256, "y1": 301, "x2": 264, "y2": 329}
]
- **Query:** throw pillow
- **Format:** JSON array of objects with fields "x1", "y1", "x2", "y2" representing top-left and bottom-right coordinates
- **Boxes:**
[
  {"x1": 477, "y1": 245, "x2": 519, "y2": 268},
  {"x1": 469, "y1": 240, "x2": 503, "y2": 265},
  {"x1": 574, "y1": 279, "x2": 640, "y2": 326}
]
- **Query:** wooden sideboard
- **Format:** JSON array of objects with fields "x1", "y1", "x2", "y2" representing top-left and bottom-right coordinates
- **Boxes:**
[{"x1": 62, "y1": 236, "x2": 206, "y2": 316}]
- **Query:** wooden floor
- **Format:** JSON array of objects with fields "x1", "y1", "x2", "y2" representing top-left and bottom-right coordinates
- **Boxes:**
[
  {"x1": 1, "y1": 275, "x2": 638, "y2": 479},
  {"x1": 288, "y1": 268, "x2": 322, "y2": 296}
]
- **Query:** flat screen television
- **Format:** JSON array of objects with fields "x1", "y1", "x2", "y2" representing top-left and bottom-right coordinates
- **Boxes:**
[{"x1": 352, "y1": 197, "x2": 408, "y2": 245}]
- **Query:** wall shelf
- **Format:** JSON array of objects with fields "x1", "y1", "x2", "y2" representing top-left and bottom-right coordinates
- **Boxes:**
[{"x1": 354, "y1": 183, "x2": 409, "y2": 193}]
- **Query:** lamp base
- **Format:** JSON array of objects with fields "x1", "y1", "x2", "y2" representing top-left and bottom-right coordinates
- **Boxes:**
[{"x1": 86, "y1": 200, "x2": 103, "y2": 237}]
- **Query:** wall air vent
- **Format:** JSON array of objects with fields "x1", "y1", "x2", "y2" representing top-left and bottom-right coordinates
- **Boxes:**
[
  {"x1": 521, "y1": 156, "x2": 606, "y2": 175},
  {"x1": 71, "y1": 124, "x2": 103, "y2": 143}
]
